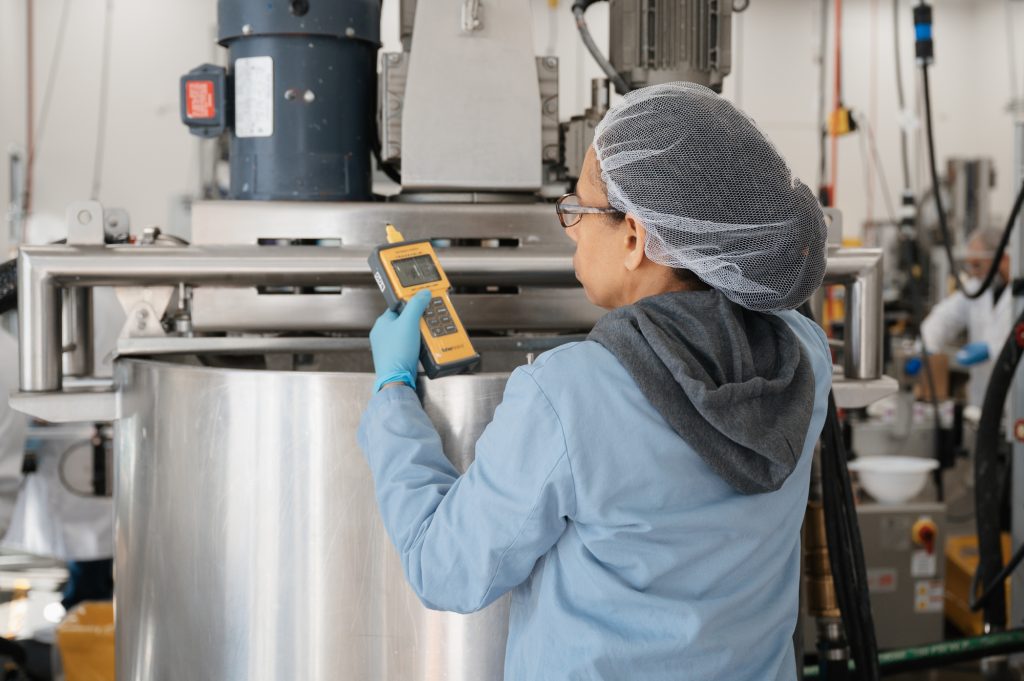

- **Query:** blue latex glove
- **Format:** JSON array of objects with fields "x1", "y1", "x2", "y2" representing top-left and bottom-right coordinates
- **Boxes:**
[
  {"x1": 370, "y1": 289, "x2": 432, "y2": 393},
  {"x1": 955, "y1": 341, "x2": 990, "y2": 367}
]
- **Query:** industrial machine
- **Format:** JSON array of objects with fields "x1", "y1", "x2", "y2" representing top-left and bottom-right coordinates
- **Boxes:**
[{"x1": 7, "y1": 1, "x2": 895, "y2": 679}]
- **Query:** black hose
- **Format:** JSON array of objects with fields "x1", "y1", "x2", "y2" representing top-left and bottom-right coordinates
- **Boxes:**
[
  {"x1": 800, "y1": 301, "x2": 880, "y2": 681},
  {"x1": 972, "y1": 306, "x2": 1024, "y2": 629},
  {"x1": 821, "y1": 391, "x2": 881, "y2": 681},
  {"x1": 921, "y1": 62, "x2": 1024, "y2": 300},
  {"x1": 571, "y1": 0, "x2": 605, "y2": 13},
  {"x1": 971, "y1": 540, "x2": 1024, "y2": 613},
  {"x1": 0, "y1": 259, "x2": 16, "y2": 315}
]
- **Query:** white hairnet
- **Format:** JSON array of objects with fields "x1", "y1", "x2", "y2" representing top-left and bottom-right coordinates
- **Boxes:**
[{"x1": 593, "y1": 82, "x2": 828, "y2": 312}]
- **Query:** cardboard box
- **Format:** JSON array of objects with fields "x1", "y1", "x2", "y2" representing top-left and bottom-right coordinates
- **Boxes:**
[{"x1": 915, "y1": 353, "x2": 950, "y2": 402}]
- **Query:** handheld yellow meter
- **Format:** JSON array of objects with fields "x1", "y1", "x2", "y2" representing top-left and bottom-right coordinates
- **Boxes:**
[{"x1": 368, "y1": 225, "x2": 480, "y2": 379}]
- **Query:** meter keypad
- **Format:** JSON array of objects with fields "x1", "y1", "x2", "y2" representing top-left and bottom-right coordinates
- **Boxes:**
[{"x1": 424, "y1": 297, "x2": 457, "y2": 337}]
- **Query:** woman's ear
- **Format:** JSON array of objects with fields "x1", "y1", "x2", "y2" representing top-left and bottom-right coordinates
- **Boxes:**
[{"x1": 623, "y1": 214, "x2": 647, "y2": 272}]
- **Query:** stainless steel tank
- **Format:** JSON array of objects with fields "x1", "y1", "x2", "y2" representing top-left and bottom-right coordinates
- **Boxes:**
[{"x1": 114, "y1": 352, "x2": 523, "y2": 680}]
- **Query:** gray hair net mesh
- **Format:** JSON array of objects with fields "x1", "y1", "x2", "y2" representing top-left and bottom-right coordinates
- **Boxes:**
[{"x1": 593, "y1": 82, "x2": 828, "y2": 312}]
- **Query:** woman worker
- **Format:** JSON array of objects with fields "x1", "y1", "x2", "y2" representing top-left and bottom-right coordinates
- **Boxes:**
[{"x1": 358, "y1": 82, "x2": 832, "y2": 680}]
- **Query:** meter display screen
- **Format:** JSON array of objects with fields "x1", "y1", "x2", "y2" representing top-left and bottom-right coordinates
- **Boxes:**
[{"x1": 392, "y1": 254, "x2": 441, "y2": 287}]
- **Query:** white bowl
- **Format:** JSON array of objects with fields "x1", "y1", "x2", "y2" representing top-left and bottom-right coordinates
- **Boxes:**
[{"x1": 847, "y1": 456, "x2": 939, "y2": 505}]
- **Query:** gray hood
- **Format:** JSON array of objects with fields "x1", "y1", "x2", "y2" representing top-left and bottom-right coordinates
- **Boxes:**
[{"x1": 588, "y1": 290, "x2": 815, "y2": 495}]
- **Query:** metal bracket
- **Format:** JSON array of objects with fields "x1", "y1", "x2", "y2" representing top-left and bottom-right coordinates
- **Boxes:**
[
  {"x1": 64, "y1": 201, "x2": 131, "y2": 245},
  {"x1": 115, "y1": 287, "x2": 175, "y2": 338},
  {"x1": 65, "y1": 201, "x2": 106, "y2": 245}
]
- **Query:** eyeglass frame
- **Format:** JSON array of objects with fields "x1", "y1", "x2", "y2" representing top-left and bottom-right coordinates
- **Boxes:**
[{"x1": 555, "y1": 193, "x2": 625, "y2": 229}]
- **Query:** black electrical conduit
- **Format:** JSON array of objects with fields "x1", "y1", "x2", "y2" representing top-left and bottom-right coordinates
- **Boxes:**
[
  {"x1": 920, "y1": 44, "x2": 1024, "y2": 300},
  {"x1": 821, "y1": 391, "x2": 881, "y2": 681},
  {"x1": 800, "y1": 302, "x2": 880, "y2": 681},
  {"x1": 971, "y1": 304, "x2": 1024, "y2": 629}
]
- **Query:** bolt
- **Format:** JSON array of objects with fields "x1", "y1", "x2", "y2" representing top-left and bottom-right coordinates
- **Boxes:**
[
  {"x1": 303, "y1": 90, "x2": 316, "y2": 103},
  {"x1": 545, "y1": 57, "x2": 557, "y2": 68},
  {"x1": 284, "y1": 89, "x2": 298, "y2": 101},
  {"x1": 388, "y1": 53, "x2": 401, "y2": 64},
  {"x1": 345, "y1": 27, "x2": 356, "y2": 37},
  {"x1": 77, "y1": 210, "x2": 92, "y2": 225},
  {"x1": 242, "y1": 24, "x2": 253, "y2": 35}
]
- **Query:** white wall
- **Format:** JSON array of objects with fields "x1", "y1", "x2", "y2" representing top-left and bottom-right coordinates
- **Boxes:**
[
  {"x1": 0, "y1": 0, "x2": 217, "y2": 253},
  {"x1": 2, "y1": 0, "x2": 1023, "y2": 252}
]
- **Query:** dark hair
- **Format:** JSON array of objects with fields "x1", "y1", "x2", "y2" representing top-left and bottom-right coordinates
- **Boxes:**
[{"x1": 672, "y1": 268, "x2": 705, "y2": 287}]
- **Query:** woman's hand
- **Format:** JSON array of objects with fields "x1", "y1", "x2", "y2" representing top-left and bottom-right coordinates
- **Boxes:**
[{"x1": 369, "y1": 289, "x2": 432, "y2": 392}]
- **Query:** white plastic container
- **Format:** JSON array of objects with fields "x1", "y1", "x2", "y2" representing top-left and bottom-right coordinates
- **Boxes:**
[{"x1": 847, "y1": 456, "x2": 939, "y2": 505}]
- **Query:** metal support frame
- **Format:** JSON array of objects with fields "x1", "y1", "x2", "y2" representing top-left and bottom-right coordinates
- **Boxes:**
[
  {"x1": 823, "y1": 248, "x2": 885, "y2": 381},
  {"x1": 13, "y1": 235, "x2": 889, "y2": 425},
  {"x1": 17, "y1": 243, "x2": 577, "y2": 393}
]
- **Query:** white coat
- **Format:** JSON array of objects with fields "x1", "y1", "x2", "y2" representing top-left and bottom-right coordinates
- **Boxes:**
[
  {"x1": 0, "y1": 329, "x2": 28, "y2": 537},
  {"x1": 920, "y1": 279, "x2": 1014, "y2": 408}
]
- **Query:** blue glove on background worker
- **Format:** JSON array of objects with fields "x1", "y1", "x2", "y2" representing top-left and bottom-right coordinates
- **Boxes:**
[{"x1": 369, "y1": 289, "x2": 431, "y2": 392}]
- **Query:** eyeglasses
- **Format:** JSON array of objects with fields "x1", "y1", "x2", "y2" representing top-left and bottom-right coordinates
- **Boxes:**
[{"x1": 555, "y1": 193, "x2": 624, "y2": 229}]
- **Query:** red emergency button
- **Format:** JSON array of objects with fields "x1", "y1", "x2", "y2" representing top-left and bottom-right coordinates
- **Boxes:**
[{"x1": 912, "y1": 517, "x2": 938, "y2": 554}]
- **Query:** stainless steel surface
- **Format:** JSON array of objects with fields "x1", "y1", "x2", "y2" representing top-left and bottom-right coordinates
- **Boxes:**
[
  {"x1": 831, "y1": 375, "x2": 900, "y2": 410},
  {"x1": 377, "y1": 55, "x2": 559, "y2": 178},
  {"x1": 188, "y1": 200, "x2": 569, "y2": 245},
  {"x1": 191, "y1": 288, "x2": 601, "y2": 333},
  {"x1": 65, "y1": 200, "x2": 106, "y2": 245},
  {"x1": 608, "y1": 0, "x2": 732, "y2": 91},
  {"x1": 115, "y1": 358, "x2": 517, "y2": 681},
  {"x1": 61, "y1": 288, "x2": 93, "y2": 378},
  {"x1": 823, "y1": 248, "x2": 884, "y2": 380},
  {"x1": 18, "y1": 241, "x2": 62, "y2": 393},
  {"x1": 857, "y1": 503, "x2": 946, "y2": 650},
  {"x1": 946, "y1": 157, "x2": 995, "y2": 248},
  {"x1": 538, "y1": 57, "x2": 561, "y2": 172},
  {"x1": 380, "y1": 52, "x2": 408, "y2": 163},
  {"x1": 801, "y1": 503, "x2": 947, "y2": 654},
  {"x1": 401, "y1": 0, "x2": 540, "y2": 191},
  {"x1": 562, "y1": 79, "x2": 607, "y2": 180},
  {"x1": 17, "y1": 242, "x2": 580, "y2": 392},
  {"x1": 10, "y1": 386, "x2": 117, "y2": 423},
  {"x1": 823, "y1": 208, "x2": 843, "y2": 250}
]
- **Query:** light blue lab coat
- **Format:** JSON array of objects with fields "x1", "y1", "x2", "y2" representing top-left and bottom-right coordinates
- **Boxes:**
[{"x1": 357, "y1": 310, "x2": 832, "y2": 680}]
